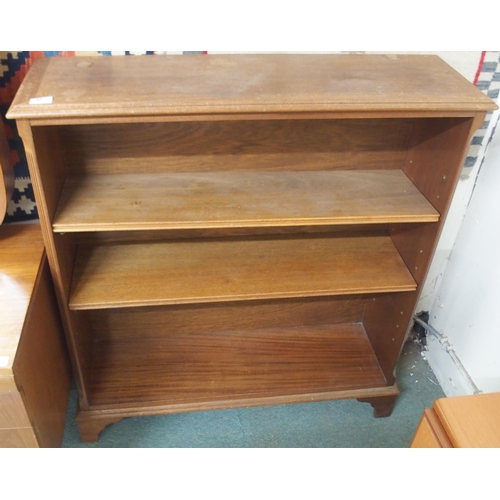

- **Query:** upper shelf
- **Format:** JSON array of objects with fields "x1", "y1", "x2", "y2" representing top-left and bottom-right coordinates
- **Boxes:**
[
  {"x1": 52, "y1": 170, "x2": 439, "y2": 232},
  {"x1": 7, "y1": 54, "x2": 497, "y2": 121}
]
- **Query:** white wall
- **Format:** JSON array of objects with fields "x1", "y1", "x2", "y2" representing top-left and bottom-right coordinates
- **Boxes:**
[
  {"x1": 424, "y1": 109, "x2": 500, "y2": 396},
  {"x1": 415, "y1": 52, "x2": 496, "y2": 312}
]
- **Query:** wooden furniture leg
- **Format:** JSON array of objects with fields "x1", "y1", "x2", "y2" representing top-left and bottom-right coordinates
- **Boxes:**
[
  {"x1": 76, "y1": 411, "x2": 124, "y2": 443},
  {"x1": 357, "y1": 393, "x2": 399, "y2": 418}
]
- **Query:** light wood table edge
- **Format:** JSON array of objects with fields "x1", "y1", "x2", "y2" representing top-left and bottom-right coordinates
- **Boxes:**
[{"x1": 410, "y1": 408, "x2": 453, "y2": 448}]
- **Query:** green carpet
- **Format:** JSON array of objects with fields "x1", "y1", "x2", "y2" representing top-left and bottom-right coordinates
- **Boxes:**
[{"x1": 62, "y1": 340, "x2": 444, "y2": 448}]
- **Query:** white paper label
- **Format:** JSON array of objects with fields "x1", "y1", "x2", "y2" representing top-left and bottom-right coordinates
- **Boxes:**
[
  {"x1": 0, "y1": 356, "x2": 10, "y2": 367},
  {"x1": 29, "y1": 96, "x2": 53, "y2": 105}
]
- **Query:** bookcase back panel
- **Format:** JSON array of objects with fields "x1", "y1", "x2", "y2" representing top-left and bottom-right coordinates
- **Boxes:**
[
  {"x1": 75, "y1": 224, "x2": 388, "y2": 244},
  {"x1": 57, "y1": 119, "x2": 414, "y2": 174},
  {"x1": 88, "y1": 296, "x2": 367, "y2": 342}
]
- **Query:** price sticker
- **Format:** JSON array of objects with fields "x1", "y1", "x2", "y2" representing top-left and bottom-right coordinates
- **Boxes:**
[{"x1": 29, "y1": 96, "x2": 53, "y2": 105}]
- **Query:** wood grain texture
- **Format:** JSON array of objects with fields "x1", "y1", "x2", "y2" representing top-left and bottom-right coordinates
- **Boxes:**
[
  {"x1": 69, "y1": 233, "x2": 417, "y2": 310},
  {"x1": 77, "y1": 384, "x2": 400, "y2": 441},
  {"x1": 13, "y1": 257, "x2": 71, "y2": 448},
  {"x1": 88, "y1": 323, "x2": 387, "y2": 406},
  {"x1": 0, "y1": 225, "x2": 70, "y2": 447},
  {"x1": 403, "y1": 118, "x2": 476, "y2": 216},
  {"x1": 57, "y1": 119, "x2": 412, "y2": 174},
  {"x1": 15, "y1": 123, "x2": 71, "y2": 297},
  {"x1": 17, "y1": 123, "x2": 91, "y2": 406},
  {"x1": 0, "y1": 393, "x2": 32, "y2": 428},
  {"x1": 75, "y1": 414, "x2": 123, "y2": 442},
  {"x1": 434, "y1": 392, "x2": 500, "y2": 448},
  {"x1": 74, "y1": 224, "x2": 392, "y2": 246},
  {"x1": 53, "y1": 170, "x2": 439, "y2": 232},
  {"x1": 30, "y1": 111, "x2": 491, "y2": 127},
  {"x1": 389, "y1": 223, "x2": 440, "y2": 287},
  {"x1": 28, "y1": 125, "x2": 67, "y2": 222},
  {"x1": 0, "y1": 224, "x2": 45, "y2": 375},
  {"x1": 0, "y1": 375, "x2": 17, "y2": 393},
  {"x1": 365, "y1": 117, "x2": 479, "y2": 384},
  {"x1": 7, "y1": 54, "x2": 496, "y2": 121},
  {"x1": 8, "y1": 54, "x2": 494, "y2": 440},
  {"x1": 0, "y1": 427, "x2": 38, "y2": 448},
  {"x1": 357, "y1": 394, "x2": 399, "y2": 417},
  {"x1": 363, "y1": 291, "x2": 421, "y2": 384},
  {"x1": 89, "y1": 296, "x2": 367, "y2": 341},
  {"x1": 410, "y1": 409, "x2": 453, "y2": 448}
]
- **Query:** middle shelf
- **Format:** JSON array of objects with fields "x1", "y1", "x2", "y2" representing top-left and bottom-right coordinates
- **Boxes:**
[{"x1": 69, "y1": 232, "x2": 417, "y2": 310}]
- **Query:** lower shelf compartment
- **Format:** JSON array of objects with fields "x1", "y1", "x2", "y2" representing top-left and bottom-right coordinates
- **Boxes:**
[{"x1": 87, "y1": 322, "x2": 388, "y2": 409}]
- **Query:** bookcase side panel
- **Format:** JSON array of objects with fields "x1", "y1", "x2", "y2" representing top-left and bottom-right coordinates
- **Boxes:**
[
  {"x1": 17, "y1": 122, "x2": 92, "y2": 407},
  {"x1": 364, "y1": 115, "x2": 486, "y2": 383}
]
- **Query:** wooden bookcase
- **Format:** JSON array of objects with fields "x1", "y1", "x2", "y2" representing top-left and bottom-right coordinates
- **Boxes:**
[{"x1": 7, "y1": 54, "x2": 496, "y2": 442}]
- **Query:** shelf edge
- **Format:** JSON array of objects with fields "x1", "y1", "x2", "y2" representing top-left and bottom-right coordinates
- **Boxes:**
[{"x1": 78, "y1": 384, "x2": 399, "y2": 414}]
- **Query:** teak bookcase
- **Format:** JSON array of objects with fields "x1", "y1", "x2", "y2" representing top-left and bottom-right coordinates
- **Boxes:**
[{"x1": 7, "y1": 54, "x2": 496, "y2": 442}]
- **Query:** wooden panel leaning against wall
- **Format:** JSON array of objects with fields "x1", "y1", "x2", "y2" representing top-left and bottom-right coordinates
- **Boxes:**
[{"x1": 0, "y1": 123, "x2": 71, "y2": 448}]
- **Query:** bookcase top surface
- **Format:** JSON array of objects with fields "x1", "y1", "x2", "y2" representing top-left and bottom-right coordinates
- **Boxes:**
[{"x1": 7, "y1": 54, "x2": 497, "y2": 120}]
